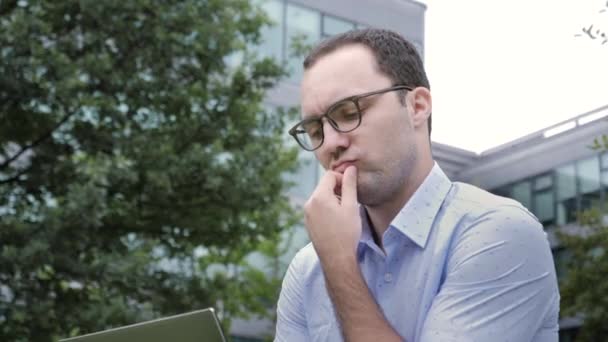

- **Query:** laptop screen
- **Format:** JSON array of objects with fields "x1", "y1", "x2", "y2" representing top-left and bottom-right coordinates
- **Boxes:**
[{"x1": 60, "y1": 308, "x2": 226, "y2": 342}]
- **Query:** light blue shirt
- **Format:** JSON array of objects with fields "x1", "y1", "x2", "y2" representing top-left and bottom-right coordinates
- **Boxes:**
[{"x1": 275, "y1": 163, "x2": 560, "y2": 342}]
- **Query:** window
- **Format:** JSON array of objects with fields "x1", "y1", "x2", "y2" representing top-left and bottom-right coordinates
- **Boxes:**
[
  {"x1": 492, "y1": 155, "x2": 607, "y2": 226},
  {"x1": 556, "y1": 164, "x2": 577, "y2": 225},
  {"x1": 534, "y1": 190, "x2": 555, "y2": 225},
  {"x1": 534, "y1": 174, "x2": 553, "y2": 191},
  {"x1": 492, "y1": 186, "x2": 511, "y2": 198},
  {"x1": 322, "y1": 14, "x2": 355, "y2": 37},
  {"x1": 511, "y1": 181, "x2": 532, "y2": 210},
  {"x1": 286, "y1": 3, "x2": 321, "y2": 82},
  {"x1": 601, "y1": 151, "x2": 608, "y2": 169},
  {"x1": 577, "y1": 156, "x2": 601, "y2": 213},
  {"x1": 533, "y1": 174, "x2": 554, "y2": 225},
  {"x1": 257, "y1": 0, "x2": 284, "y2": 61}
]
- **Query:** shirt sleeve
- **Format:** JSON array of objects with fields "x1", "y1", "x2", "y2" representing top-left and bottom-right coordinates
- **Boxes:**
[
  {"x1": 274, "y1": 251, "x2": 309, "y2": 342},
  {"x1": 419, "y1": 205, "x2": 560, "y2": 342}
]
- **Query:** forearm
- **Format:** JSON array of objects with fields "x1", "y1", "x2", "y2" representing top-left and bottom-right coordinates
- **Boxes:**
[{"x1": 320, "y1": 253, "x2": 404, "y2": 342}]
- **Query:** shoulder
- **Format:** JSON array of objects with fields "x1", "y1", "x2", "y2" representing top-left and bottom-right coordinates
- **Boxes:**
[
  {"x1": 442, "y1": 182, "x2": 554, "y2": 277},
  {"x1": 449, "y1": 181, "x2": 534, "y2": 217},
  {"x1": 422, "y1": 182, "x2": 560, "y2": 341},
  {"x1": 445, "y1": 182, "x2": 549, "y2": 257},
  {"x1": 285, "y1": 242, "x2": 323, "y2": 284},
  {"x1": 448, "y1": 182, "x2": 540, "y2": 229}
]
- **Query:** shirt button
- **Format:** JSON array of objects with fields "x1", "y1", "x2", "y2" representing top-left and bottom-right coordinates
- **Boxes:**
[{"x1": 384, "y1": 272, "x2": 393, "y2": 283}]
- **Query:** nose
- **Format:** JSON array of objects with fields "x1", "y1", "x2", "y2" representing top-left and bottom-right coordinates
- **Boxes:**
[{"x1": 320, "y1": 119, "x2": 350, "y2": 155}]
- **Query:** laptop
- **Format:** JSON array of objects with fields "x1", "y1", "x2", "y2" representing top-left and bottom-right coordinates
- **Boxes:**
[{"x1": 60, "y1": 308, "x2": 226, "y2": 342}]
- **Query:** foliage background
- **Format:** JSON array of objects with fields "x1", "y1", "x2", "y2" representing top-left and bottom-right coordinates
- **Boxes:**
[
  {"x1": 0, "y1": 0, "x2": 299, "y2": 341},
  {"x1": 558, "y1": 136, "x2": 608, "y2": 341}
]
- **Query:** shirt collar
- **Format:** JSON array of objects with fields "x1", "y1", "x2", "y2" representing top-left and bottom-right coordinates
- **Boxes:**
[
  {"x1": 390, "y1": 163, "x2": 452, "y2": 248},
  {"x1": 358, "y1": 163, "x2": 452, "y2": 254},
  {"x1": 358, "y1": 205, "x2": 375, "y2": 257}
]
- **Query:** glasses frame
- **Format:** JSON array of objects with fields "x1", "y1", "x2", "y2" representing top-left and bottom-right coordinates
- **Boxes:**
[{"x1": 289, "y1": 85, "x2": 413, "y2": 151}]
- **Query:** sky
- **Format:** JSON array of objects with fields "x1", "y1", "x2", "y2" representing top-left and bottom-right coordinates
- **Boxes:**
[{"x1": 421, "y1": 0, "x2": 608, "y2": 154}]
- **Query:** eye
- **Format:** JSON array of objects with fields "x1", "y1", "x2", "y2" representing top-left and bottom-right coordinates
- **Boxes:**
[
  {"x1": 302, "y1": 120, "x2": 322, "y2": 139},
  {"x1": 330, "y1": 101, "x2": 359, "y2": 121},
  {"x1": 342, "y1": 112, "x2": 359, "y2": 120},
  {"x1": 308, "y1": 127, "x2": 321, "y2": 138}
]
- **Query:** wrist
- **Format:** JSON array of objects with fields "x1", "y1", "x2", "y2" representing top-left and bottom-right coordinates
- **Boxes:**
[{"x1": 318, "y1": 249, "x2": 358, "y2": 273}]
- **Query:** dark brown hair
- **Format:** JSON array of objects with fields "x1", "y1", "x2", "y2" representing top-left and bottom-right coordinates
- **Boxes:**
[{"x1": 303, "y1": 28, "x2": 432, "y2": 135}]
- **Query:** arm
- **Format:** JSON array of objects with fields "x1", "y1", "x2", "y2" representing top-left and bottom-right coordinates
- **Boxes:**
[
  {"x1": 419, "y1": 206, "x2": 560, "y2": 342},
  {"x1": 304, "y1": 166, "x2": 403, "y2": 342},
  {"x1": 321, "y1": 250, "x2": 403, "y2": 342}
]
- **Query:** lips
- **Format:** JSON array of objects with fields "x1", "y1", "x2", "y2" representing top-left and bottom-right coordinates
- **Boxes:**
[{"x1": 331, "y1": 160, "x2": 357, "y2": 173}]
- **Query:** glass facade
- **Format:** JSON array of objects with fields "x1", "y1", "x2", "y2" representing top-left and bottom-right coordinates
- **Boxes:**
[
  {"x1": 255, "y1": 0, "x2": 362, "y2": 82},
  {"x1": 322, "y1": 14, "x2": 356, "y2": 37},
  {"x1": 578, "y1": 156, "x2": 601, "y2": 213},
  {"x1": 556, "y1": 164, "x2": 577, "y2": 225},
  {"x1": 286, "y1": 3, "x2": 321, "y2": 81},
  {"x1": 492, "y1": 152, "x2": 608, "y2": 227},
  {"x1": 258, "y1": 0, "x2": 284, "y2": 61}
]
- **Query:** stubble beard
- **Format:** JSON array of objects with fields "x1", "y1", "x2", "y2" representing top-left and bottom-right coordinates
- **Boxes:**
[{"x1": 356, "y1": 144, "x2": 418, "y2": 207}]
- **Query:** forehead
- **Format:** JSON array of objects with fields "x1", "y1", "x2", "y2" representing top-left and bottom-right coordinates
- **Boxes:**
[{"x1": 300, "y1": 44, "x2": 392, "y2": 117}]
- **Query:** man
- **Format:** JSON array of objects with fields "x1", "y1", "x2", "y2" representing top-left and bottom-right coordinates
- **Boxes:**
[{"x1": 275, "y1": 29, "x2": 559, "y2": 342}]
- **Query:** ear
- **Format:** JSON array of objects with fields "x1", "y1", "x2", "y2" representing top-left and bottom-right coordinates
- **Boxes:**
[{"x1": 407, "y1": 87, "x2": 432, "y2": 131}]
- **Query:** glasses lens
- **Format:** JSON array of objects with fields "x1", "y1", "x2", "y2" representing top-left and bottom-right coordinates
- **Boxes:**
[
  {"x1": 294, "y1": 119, "x2": 323, "y2": 150},
  {"x1": 327, "y1": 100, "x2": 360, "y2": 132}
]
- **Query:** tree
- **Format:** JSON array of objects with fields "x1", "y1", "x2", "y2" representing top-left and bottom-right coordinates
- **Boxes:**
[
  {"x1": 558, "y1": 208, "x2": 608, "y2": 341},
  {"x1": 558, "y1": 139, "x2": 608, "y2": 341},
  {"x1": 0, "y1": 1, "x2": 299, "y2": 341},
  {"x1": 575, "y1": 1, "x2": 608, "y2": 45}
]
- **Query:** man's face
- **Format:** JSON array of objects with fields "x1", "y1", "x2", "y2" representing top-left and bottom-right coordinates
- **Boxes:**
[{"x1": 300, "y1": 44, "x2": 418, "y2": 206}]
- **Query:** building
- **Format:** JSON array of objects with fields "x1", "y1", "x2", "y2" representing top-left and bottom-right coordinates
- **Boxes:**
[{"x1": 231, "y1": 0, "x2": 607, "y2": 340}]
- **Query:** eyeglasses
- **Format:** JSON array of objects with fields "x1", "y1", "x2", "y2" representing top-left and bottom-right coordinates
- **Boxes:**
[{"x1": 289, "y1": 85, "x2": 413, "y2": 151}]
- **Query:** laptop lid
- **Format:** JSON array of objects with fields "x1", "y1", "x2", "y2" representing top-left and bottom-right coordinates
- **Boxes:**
[{"x1": 60, "y1": 308, "x2": 226, "y2": 342}]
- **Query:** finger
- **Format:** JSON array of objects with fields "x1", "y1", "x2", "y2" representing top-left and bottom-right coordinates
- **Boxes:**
[
  {"x1": 315, "y1": 170, "x2": 339, "y2": 198},
  {"x1": 340, "y1": 166, "x2": 358, "y2": 205},
  {"x1": 333, "y1": 172, "x2": 344, "y2": 197}
]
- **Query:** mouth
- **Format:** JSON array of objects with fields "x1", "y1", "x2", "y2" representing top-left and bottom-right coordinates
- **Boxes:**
[{"x1": 331, "y1": 160, "x2": 357, "y2": 173}]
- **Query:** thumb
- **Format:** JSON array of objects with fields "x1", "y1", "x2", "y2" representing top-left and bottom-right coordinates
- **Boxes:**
[{"x1": 341, "y1": 166, "x2": 358, "y2": 206}]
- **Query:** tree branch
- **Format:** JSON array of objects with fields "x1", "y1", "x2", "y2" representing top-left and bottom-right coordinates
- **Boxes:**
[
  {"x1": 0, "y1": 164, "x2": 33, "y2": 185},
  {"x1": 0, "y1": 109, "x2": 77, "y2": 171}
]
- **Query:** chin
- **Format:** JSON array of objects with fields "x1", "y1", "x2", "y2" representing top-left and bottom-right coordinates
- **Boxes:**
[
  {"x1": 356, "y1": 171, "x2": 404, "y2": 207},
  {"x1": 355, "y1": 180, "x2": 379, "y2": 206}
]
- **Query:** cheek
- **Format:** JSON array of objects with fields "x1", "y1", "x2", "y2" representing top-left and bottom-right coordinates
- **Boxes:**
[{"x1": 314, "y1": 150, "x2": 330, "y2": 170}]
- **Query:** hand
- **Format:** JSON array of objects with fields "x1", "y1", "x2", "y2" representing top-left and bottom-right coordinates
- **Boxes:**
[{"x1": 303, "y1": 166, "x2": 362, "y2": 263}]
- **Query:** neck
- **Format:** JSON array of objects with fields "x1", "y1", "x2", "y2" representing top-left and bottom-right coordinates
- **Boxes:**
[{"x1": 365, "y1": 154, "x2": 434, "y2": 250}]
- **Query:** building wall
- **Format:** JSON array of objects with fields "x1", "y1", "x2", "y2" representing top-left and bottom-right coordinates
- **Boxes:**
[{"x1": 448, "y1": 106, "x2": 608, "y2": 233}]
